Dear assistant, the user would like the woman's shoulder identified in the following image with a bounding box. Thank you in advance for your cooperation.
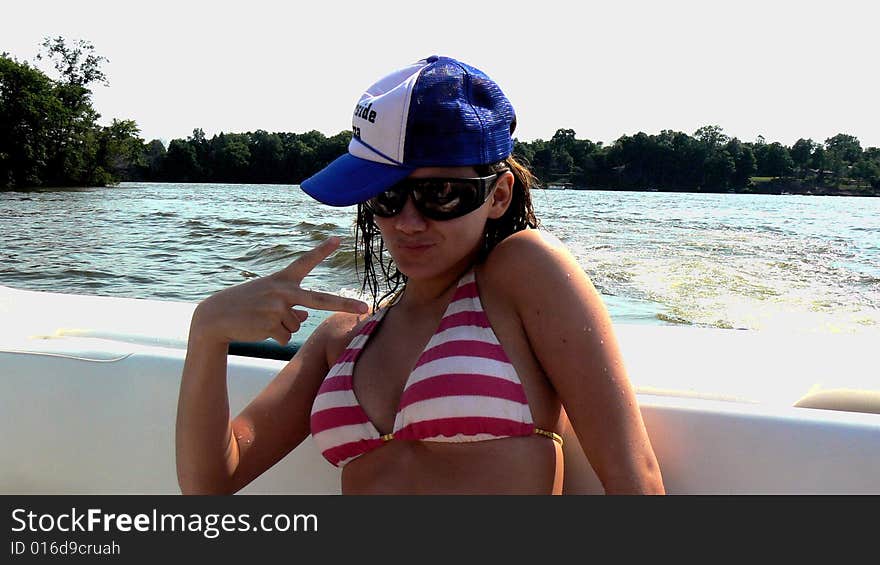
[478,228,605,319]
[489,228,569,262]
[310,310,375,367]
[482,229,579,290]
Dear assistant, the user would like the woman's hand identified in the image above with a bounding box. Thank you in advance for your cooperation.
[191,237,368,346]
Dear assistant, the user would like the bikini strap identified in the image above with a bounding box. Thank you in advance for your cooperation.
[534,427,564,445]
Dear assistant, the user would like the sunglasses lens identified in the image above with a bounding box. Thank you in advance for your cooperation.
[365,173,501,221]
[413,179,482,220]
[366,187,408,217]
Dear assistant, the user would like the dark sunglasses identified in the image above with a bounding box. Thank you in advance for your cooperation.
[363,171,507,221]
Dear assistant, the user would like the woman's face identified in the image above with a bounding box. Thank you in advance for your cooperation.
[373,166,511,280]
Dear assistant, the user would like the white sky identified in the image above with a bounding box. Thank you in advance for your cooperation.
[4,0,879,148]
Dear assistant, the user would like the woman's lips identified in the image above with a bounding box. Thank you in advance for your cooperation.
[397,241,435,252]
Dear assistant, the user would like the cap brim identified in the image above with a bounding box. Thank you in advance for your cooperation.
[300,153,414,207]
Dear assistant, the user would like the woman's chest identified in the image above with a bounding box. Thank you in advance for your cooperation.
[351,310,442,434]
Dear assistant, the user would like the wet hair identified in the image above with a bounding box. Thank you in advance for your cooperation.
[354,154,541,310]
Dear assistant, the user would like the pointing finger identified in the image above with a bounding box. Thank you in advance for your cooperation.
[279,237,341,281]
[298,289,369,314]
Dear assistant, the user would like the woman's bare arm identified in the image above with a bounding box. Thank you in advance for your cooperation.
[175,318,333,494]
[487,229,665,494]
[174,238,368,494]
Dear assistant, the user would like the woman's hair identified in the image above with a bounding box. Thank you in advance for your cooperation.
[354,154,541,310]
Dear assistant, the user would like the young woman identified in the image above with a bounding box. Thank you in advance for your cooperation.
[175,56,664,494]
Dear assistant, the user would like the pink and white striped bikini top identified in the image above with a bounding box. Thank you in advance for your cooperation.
[309,269,556,468]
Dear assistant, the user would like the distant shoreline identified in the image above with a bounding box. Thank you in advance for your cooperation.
[4,180,878,197]
[556,186,879,197]
[551,178,879,197]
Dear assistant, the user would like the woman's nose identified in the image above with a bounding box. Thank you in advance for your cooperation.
[393,195,428,232]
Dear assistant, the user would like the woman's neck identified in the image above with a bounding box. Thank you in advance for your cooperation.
[395,255,477,310]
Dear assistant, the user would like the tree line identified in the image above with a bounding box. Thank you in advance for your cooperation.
[0,38,146,188]
[516,127,879,195]
[3,39,879,195]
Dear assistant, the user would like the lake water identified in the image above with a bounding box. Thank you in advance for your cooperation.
[2,183,878,335]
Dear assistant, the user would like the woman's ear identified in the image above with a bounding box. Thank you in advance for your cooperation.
[487,171,514,219]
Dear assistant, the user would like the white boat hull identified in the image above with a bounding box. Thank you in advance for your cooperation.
[2,285,878,494]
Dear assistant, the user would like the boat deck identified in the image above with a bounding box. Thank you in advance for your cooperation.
[2,285,878,494]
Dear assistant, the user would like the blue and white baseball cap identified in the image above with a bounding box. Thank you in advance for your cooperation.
[300,55,516,206]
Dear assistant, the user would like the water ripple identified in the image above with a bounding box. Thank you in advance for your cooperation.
[1,183,878,334]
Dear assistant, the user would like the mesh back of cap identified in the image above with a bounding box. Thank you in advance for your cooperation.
[403,58,515,167]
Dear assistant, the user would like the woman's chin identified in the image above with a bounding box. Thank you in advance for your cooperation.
[391,257,449,280]
[392,261,434,279]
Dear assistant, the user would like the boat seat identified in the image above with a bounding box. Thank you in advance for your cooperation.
[794,389,880,415]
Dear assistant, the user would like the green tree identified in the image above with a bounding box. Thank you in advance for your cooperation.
[35,37,111,185]
[164,138,199,181]
[318,131,351,172]
[704,150,735,190]
[852,158,880,189]
[694,125,729,150]
[756,142,794,177]
[546,128,579,185]
[211,132,251,182]
[568,137,599,188]
[281,136,317,182]
[189,128,210,180]
[98,119,144,179]
[141,139,166,180]
[36,37,108,88]
[790,138,815,179]
[249,130,284,182]
[528,139,552,185]
[694,126,734,190]
[825,133,862,165]
[824,133,862,187]
[2,41,138,189]
[25,37,126,185]
[616,132,658,189]
[512,139,536,170]
[0,55,60,187]
[674,132,706,190]
[725,138,756,189]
